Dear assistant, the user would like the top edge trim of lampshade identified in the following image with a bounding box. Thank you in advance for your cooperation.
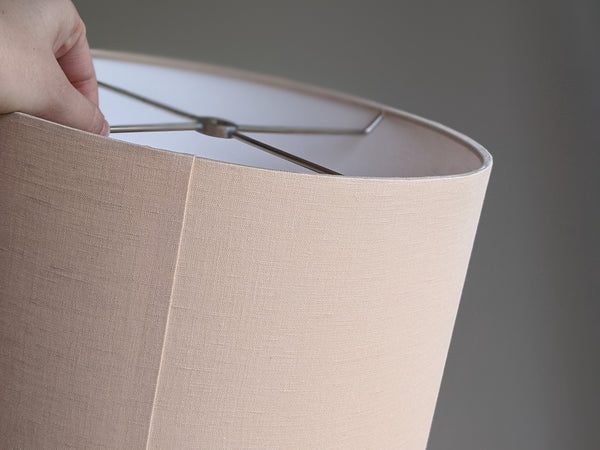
[91,50,493,180]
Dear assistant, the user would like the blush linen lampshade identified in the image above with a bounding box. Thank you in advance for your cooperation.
[0,51,492,449]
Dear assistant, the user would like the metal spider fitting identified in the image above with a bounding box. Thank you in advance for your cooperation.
[98,81,384,176]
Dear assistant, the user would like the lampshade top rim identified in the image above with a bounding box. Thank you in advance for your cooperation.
[91,50,492,181]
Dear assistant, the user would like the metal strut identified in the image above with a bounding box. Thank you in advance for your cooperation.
[98,81,384,175]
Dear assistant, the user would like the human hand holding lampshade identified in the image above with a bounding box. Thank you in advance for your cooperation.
[0,0,108,135]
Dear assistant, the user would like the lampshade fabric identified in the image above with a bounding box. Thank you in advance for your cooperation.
[0,51,492,449]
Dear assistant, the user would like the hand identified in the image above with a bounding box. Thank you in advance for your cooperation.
[0,0,108,135]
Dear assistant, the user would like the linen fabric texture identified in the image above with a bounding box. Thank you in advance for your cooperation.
[0,111,490,448]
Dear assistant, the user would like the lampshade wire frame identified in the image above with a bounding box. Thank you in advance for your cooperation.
[98,81,199,120]
[98,80,384,175]
[231,131,341,175]
[107,117,384,136]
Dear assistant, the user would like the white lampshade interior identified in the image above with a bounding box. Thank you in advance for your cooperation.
[95,58,487,178]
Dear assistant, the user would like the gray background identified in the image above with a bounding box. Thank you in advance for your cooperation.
[74,0,599,448]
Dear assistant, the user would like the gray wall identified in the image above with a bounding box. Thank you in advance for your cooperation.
[74,1,599,448]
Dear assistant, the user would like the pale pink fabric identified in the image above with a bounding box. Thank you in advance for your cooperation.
[0,55,490,449]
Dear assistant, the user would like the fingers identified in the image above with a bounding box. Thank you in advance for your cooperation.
[0,48,108,135]
[49,13,108,134]
[0,0,109,135]
[40,68,109,136]
[56,19,99,106]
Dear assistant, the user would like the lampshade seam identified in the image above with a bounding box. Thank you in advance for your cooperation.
[144,156,196,449]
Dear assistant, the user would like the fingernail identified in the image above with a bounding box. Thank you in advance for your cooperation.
[101,120,110,136]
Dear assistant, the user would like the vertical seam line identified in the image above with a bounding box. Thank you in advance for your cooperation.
[144,156,195,449]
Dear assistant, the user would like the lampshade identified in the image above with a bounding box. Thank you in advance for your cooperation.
[0,50,492,448]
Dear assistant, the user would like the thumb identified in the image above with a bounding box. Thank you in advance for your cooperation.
[42,78,109,136]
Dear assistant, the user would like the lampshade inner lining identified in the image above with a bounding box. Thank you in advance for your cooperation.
[96,59,485,178]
